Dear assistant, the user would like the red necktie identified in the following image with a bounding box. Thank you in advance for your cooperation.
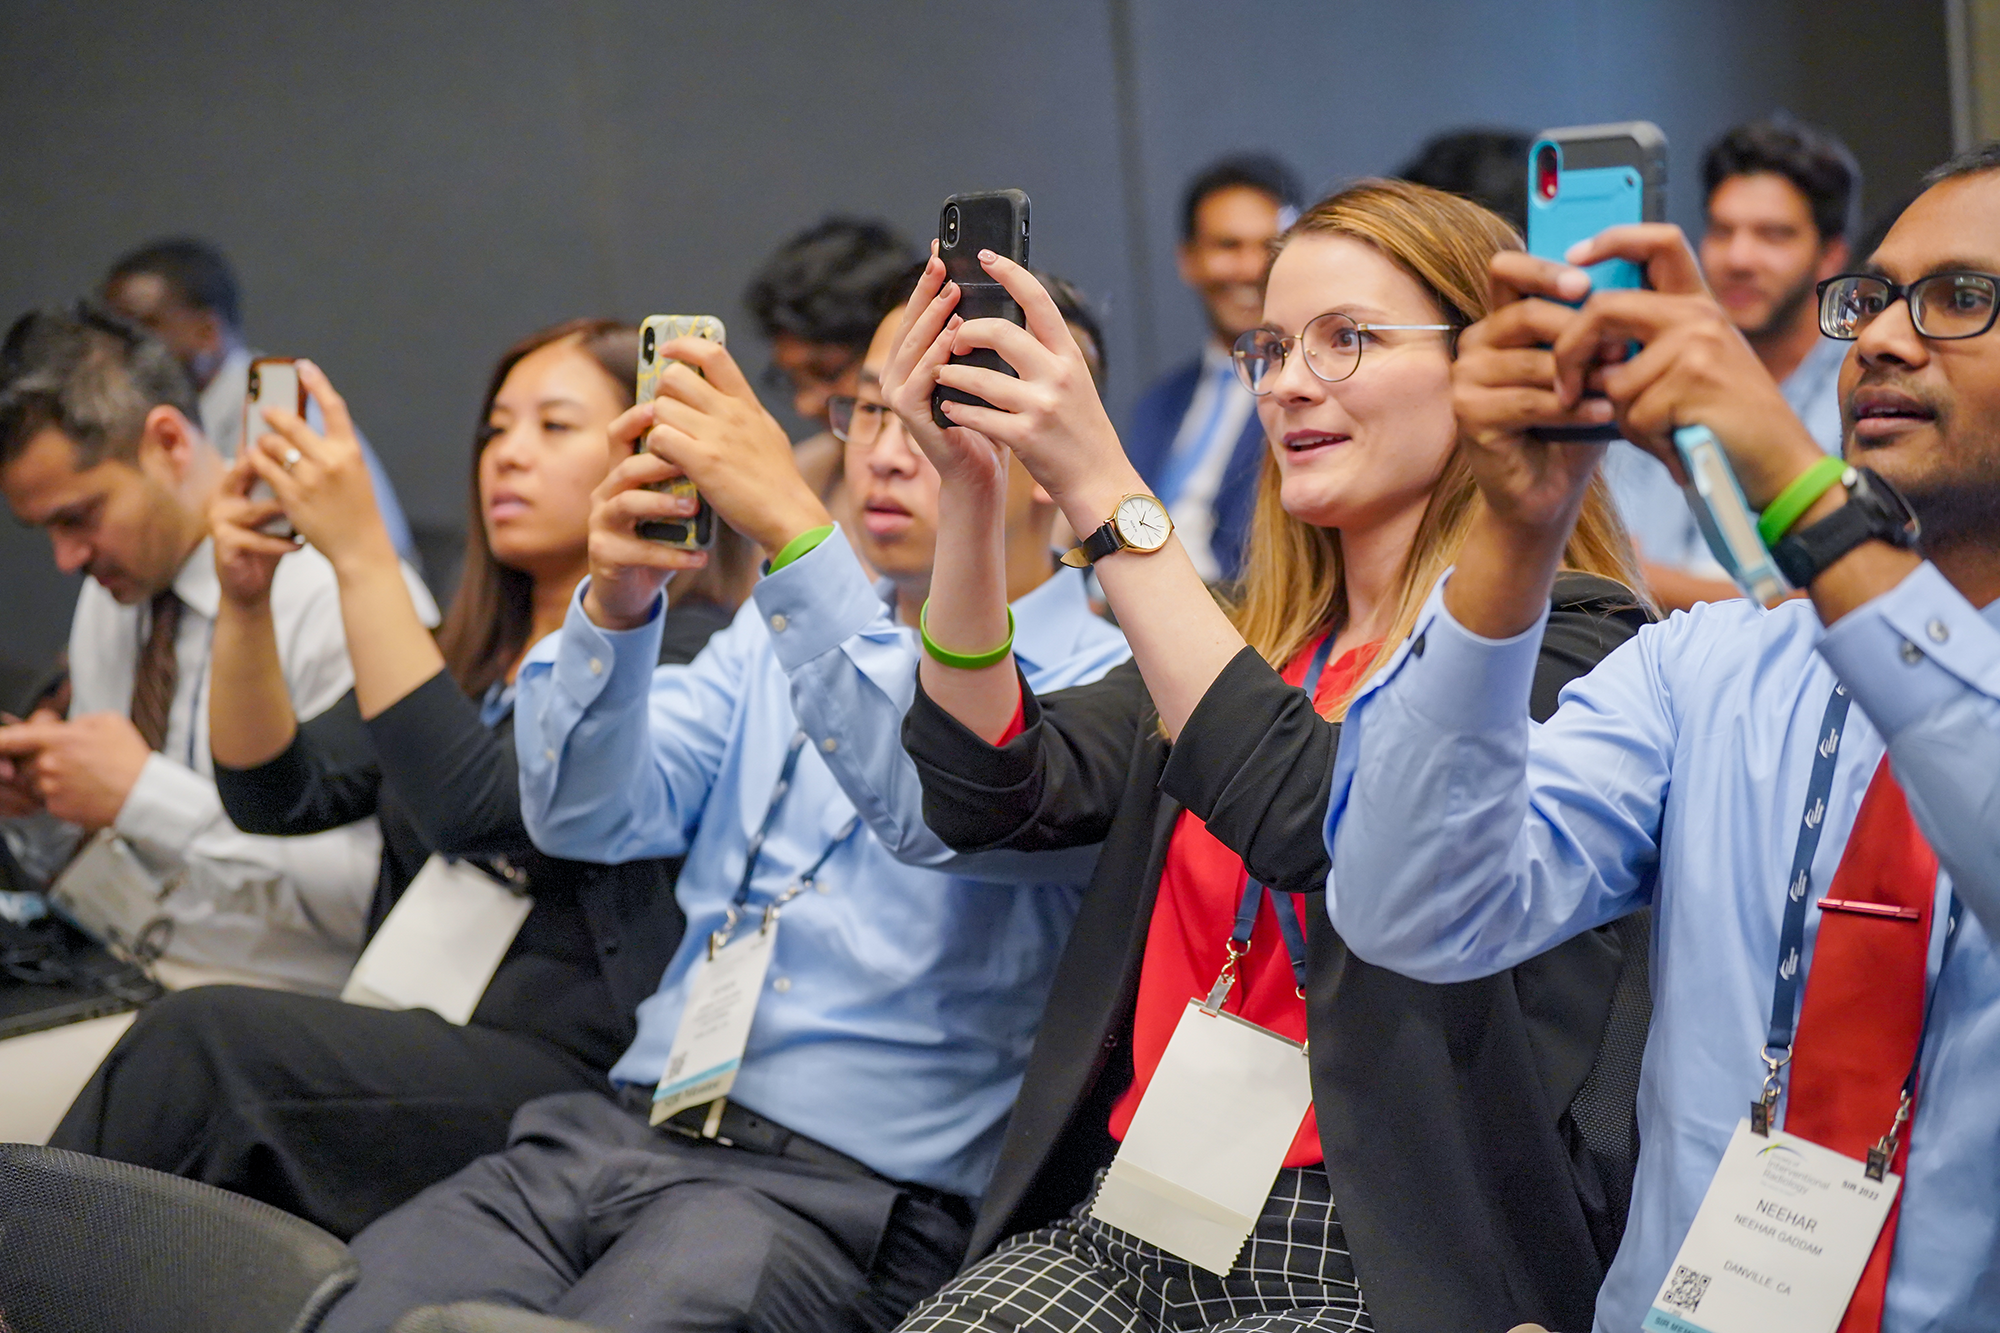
[1785,758,1939,1333]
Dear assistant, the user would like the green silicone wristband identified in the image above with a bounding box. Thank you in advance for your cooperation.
[1756,456,1849,548]
[765,523,835,574]
[919,601,1016,670]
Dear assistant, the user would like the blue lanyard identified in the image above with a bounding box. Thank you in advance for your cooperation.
[1756,684,1958,1165]
[1201,633,1336,1012]
[710,729,860,955]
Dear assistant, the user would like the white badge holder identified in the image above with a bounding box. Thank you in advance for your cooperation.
[1644,1119,1898,1333]
[651,915,780,1127]
[1090,997,1314,1274]
[341,855,532,1024]
[48,829,174,959]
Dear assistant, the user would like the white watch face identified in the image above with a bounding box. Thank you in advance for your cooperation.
[1114,494,1172,552]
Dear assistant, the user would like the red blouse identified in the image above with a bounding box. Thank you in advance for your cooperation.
[1106,637,1380,1168]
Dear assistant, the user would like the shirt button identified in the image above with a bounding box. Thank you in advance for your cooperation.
[770,614,788,632]
[589,657,604,675]
[1927,618,1949,644]
[771,976,792,993]
[1899,639,1923,665]
[821,736,839,753]
[544,748,557,762]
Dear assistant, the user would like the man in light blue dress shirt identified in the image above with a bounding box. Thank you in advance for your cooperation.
[1324,155,2000,1333]
[322,304,1129,1333]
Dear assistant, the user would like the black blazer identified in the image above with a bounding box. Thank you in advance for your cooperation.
[214,599,731,1073]
[904,573,1652,1333]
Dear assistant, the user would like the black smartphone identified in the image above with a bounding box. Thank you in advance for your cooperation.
[1524,121,1667,442]
[930,188,1031,429]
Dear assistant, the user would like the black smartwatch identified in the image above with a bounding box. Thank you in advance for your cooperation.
[1769,465,1920,588]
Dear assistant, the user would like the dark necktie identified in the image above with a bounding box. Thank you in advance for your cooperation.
[1785,758,1939,1333]
[129,591,183,752]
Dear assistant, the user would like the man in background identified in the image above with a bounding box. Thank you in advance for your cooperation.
[745,217,920,506]
[1607,117,1860,609]
[1125,154,1302,584]
[101,237,417,563]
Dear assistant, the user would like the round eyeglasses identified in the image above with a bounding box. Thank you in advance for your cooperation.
[1817,271,2000,341]
[1231,312,1455,395]
[827,395,892,444]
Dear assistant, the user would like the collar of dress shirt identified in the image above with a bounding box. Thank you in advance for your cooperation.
[868,560,1099,677]
[169,535,222,620]
[198,346,254,449]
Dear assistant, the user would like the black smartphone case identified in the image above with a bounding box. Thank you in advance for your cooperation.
[931,189,1031,429]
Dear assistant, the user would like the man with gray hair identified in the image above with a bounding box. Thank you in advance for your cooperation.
[0,305,421,992]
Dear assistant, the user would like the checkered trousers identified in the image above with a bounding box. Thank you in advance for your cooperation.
[896,1167,1371,1333]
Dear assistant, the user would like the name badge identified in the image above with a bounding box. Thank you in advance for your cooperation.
[341,855,531,1024]
[50,830,173,957]
[651,920,778,1126]
[1089,998,1313,1274]
[1644,1119,1899,1333]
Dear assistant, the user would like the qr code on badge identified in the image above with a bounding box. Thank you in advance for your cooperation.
[1662,1265,1711,1313]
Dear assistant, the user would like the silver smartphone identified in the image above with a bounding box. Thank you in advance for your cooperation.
[244,357,304,539]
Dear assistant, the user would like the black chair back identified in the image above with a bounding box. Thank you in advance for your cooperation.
[0,1143,357,1333]
[1565,906,1654,1260]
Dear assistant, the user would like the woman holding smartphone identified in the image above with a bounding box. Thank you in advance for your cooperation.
[51,319,754,1239]
[882,181,1652,1332]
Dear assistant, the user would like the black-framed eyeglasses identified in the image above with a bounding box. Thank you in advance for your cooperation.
[827,395,892,444]
[1231,311,1456,395]
[1817,271,2000,341]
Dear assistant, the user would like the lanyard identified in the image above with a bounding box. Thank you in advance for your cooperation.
[1755,684,1958,1172]
[709,729,861,956]
[1200,632,1336,1013]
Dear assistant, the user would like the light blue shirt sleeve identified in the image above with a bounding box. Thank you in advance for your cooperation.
[760,528,1104,885]
[515,582,746,863]
[1323,573,1671,982]
[1817,561,2000,933]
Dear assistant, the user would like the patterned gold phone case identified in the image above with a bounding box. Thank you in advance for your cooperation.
[635,315,726,549]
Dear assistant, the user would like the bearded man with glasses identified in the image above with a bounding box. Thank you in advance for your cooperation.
[1326,142,2000,1333]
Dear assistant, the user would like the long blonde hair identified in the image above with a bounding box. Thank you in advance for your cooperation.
[1226,178,1648,716]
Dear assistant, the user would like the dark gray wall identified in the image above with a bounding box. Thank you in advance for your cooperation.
[0,0,1950,683]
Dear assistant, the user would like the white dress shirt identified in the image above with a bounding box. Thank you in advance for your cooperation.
[1161,342,1258,583]
[52,539,434,993]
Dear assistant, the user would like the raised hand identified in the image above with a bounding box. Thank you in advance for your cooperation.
[581,408,714,632]
[880,250,1010,495]
[927,251,1139,527]
[209,451,301,609]
[248,360,397,573]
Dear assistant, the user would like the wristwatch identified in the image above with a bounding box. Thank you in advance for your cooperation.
[1060,493,1174,568]
[1769,465,1920,588]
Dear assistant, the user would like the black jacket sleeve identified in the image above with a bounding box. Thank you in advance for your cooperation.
[904,659,1154,855]
[363,669,530,858]
[213,690,384,836]
[1161,571,1652,894]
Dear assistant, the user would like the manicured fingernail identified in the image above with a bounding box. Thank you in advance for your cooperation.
[1585,398,1614,421]
[979,249,997,262]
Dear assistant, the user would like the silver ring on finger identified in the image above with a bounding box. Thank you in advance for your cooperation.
[282,447,303,471]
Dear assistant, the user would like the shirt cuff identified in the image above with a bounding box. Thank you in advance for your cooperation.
[114,753,221,858]
[541,579,666,713]
[754,525,894,673]
[1817,560,2000,742]
[1366,572,1550,736]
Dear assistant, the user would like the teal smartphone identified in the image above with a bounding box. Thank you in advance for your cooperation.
[1526,122,1668,441]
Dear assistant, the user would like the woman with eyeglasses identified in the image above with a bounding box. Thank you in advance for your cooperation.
[51,319,756,1239]
[880,180,1655,1332]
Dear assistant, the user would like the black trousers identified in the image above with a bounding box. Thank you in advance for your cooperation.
[321,1090,971,1333]
[48,985,604,1239]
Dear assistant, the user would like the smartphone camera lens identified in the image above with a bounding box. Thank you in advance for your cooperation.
[641,325,656,363]
[943,204,961,248]
[1534,144,1560,202]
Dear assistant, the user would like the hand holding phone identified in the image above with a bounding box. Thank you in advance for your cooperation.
[635,316,724,549]
[930,189,1031,429]
[1525,122,1667,442]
